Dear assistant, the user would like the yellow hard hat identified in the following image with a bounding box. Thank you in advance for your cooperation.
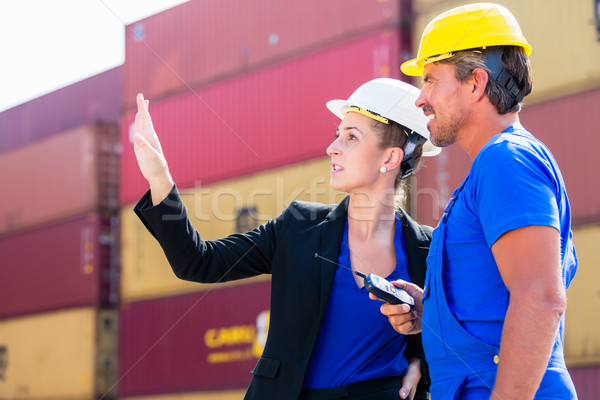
[401,3,532,76]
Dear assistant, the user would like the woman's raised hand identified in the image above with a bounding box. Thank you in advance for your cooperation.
[133,93,174,204]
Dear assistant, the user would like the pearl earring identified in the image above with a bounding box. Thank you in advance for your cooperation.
[380,166,387,173]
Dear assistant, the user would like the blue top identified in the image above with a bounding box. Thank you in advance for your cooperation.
[442,124,577,346]
[303,215,411,388]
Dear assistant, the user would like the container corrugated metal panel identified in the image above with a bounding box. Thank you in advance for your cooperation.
[123,0,400,109]
[119,281,271,396]
[564,224,600,365]
[411,0,600,103]
[121,157,344,303]
[0,307,118,400]
[519,88,600,225]
[411,145,471,227]
[121,390,245,400]
[0,212,119,318]
[569,365,600,400]
[0,66,121,154]
[120,29,402,205]
[0,121,119,237]
[413,88,600,227]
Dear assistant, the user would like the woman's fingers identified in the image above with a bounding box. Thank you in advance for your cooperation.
[135,94,162,151]
[399,357,422,399]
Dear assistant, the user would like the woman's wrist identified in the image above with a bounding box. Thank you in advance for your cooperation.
[149,174,174,205]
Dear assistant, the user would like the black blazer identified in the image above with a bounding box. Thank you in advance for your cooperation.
[135,186,432,400]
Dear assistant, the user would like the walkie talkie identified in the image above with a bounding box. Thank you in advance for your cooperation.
[354,270,414,307]
[314,253,414,308]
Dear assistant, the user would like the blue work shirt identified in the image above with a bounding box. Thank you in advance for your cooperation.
[444,125,577,346]
[422,124,578,398]
[304,216,410,388]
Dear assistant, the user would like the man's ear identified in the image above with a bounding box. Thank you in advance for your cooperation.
[470,67,489,101]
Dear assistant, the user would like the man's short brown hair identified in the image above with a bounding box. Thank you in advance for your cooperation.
[438,46,533,114]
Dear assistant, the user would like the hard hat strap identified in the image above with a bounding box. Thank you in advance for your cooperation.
[482,47,526,103]
[400,132,427,179]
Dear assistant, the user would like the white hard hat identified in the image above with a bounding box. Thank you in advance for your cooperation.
[327,78,441,158]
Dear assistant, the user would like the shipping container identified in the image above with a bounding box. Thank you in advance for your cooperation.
[519,88,600,225]
[0,307,117,400]
[123,0,402,109]
[412,87,600,227]
[0,66,121,154]
[122,390,245,400]
[564,224,600,365]
[410,145,471,227]
[0,211,119,319]
[121,157,345,303]
[120,29,403,205]
[569,364,600,400]
[119,281,271,396]
[410,0,600,103]
[0,121,119,237]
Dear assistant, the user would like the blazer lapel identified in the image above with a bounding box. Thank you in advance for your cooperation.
[397,207,431,289]
[317,196,349,319]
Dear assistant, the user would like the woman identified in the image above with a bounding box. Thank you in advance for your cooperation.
[133,78,440,400]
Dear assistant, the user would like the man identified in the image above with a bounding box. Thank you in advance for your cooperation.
[378,3,578,399]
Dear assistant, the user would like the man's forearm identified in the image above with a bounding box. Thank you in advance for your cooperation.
[490,293,565,399]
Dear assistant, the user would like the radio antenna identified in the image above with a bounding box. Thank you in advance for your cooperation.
[314,253,366,278]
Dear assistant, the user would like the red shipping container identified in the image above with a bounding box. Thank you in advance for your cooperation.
[123,0,401,109]
[120,29,403,205]
[0,66,121,154]
[519,88,600,225]
[119,281,271,395]
[413,88,600,227]
[0,121,119,237]
[569,365,600,400]
[411,145,471,227]
[0,212,119,319]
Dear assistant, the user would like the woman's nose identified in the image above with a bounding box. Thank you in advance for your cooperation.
[326,138,341,157]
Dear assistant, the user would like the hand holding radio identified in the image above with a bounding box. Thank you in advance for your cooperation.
[370,279,424,335]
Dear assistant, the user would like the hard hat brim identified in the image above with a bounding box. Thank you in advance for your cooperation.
[400,58,424,77]
[326,99,441,157]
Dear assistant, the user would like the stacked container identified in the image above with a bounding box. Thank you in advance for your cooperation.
[410,0,600,398]
[5,0,595,398]
[0,68,121,400]
[118,0,413,398]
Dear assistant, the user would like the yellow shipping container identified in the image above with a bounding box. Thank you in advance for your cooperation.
[120,157,346,303]
[122,390,245,400]
[411,0,600,104]
[565,224,600,365]
[0,307,117,400]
